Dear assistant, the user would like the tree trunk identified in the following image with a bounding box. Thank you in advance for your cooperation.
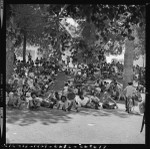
[23,30,26,65]
[6,48,14,83]
[123,39,134,89]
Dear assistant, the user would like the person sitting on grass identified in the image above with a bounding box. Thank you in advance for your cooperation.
[67,80,73,88]
[102,89,118,109]
[63,83,69,96]
[54,91,60,101]
[29,92,41,110]
[40,93,57,109]
[57,95,78,112]
[111,83,120,100]
[7,90,22,109]
[75,92,91,108]
[87,92,101,109]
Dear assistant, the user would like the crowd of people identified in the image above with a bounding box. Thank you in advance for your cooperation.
[6,53,145,113]
[63,57,145,87]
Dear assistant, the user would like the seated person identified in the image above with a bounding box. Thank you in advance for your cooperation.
[54,91,60,101]
[67,88,76,101]
[102,89,118,109]
[57,95,78,112]
[29,92,41,110]
[87,92,101,109]
[46,91,58,108]
[6,83,13,94]
[94,79,100,87]
[111,85,120,100]
[75,93,91,108]
[68,80,73,87]
[40,96,56,109]
[57,95,69,110]
[7,90,22,109]
[22,84,29,97]
[12,79,19,91]
[72,86,78,95]
[63,83,69,96]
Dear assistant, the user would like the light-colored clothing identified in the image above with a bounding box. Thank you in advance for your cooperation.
[102,92,111,104]
[88,95,100,103]
[124,85,137,97]
[28,78,35,88]
[63,86,68,96]
[36,97,43,103]
[75,95,90,107]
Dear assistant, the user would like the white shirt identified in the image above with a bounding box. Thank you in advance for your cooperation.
[75,95,90,106]
[124,85,137,97]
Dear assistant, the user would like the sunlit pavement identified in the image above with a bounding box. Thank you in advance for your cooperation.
[6,102,145,144]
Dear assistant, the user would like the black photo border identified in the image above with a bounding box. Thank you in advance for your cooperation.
[1,0,150,149]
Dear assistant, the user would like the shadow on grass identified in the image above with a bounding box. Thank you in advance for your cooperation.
[6,107,72,126]
[74,107,130,118]
[6,104,142,126]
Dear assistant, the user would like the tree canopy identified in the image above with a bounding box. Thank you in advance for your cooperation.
[6,4,145,62]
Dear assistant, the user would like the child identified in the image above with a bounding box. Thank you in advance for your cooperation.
[57,95,75,112]
[7,90,21,109]
[29,92,41,110]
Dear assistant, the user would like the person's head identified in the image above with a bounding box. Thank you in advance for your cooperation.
[13,90,18,96]
[61,95,67,102]
[65,83,68,86]
[128,82,133,86]
[31,92,37,99]
[97,79,99,83]
[22,84,26,89]
[79,91,84,99]
[14,79,18,84]
[55,91,59,96]
[107,89,111,94]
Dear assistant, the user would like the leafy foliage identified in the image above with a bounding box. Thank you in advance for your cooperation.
[6,4,145,62]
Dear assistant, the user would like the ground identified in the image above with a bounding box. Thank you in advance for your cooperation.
[6,72,145,144]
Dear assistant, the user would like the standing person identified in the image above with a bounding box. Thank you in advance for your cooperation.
[123,82,137,112]
[139,99,145,132]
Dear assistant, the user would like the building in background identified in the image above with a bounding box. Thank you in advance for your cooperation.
[16,46,42,61]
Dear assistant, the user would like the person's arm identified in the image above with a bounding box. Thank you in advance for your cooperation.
[13,98,19,107]
[108,95,117,105]
[123,87,127,96]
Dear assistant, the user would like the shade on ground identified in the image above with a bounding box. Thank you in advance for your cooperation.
[6,103,145,144]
